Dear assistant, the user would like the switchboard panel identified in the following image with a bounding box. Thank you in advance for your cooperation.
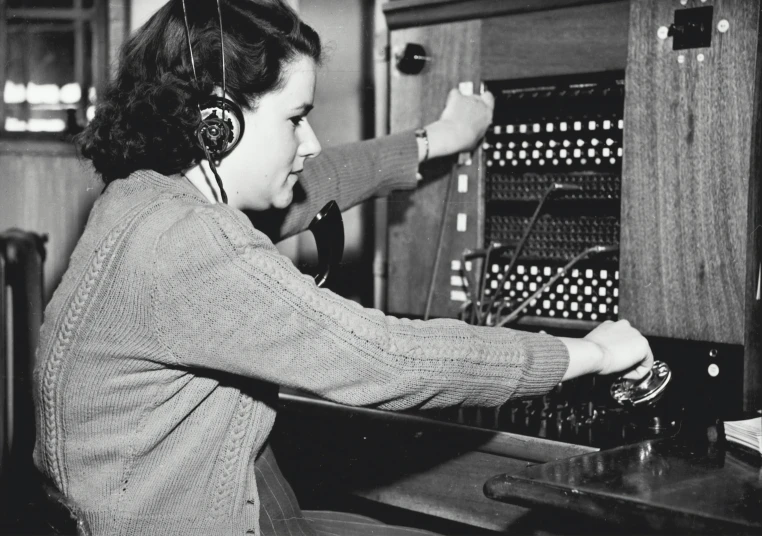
[472,73,624,326]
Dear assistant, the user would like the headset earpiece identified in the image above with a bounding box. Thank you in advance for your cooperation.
[196,96,245,162]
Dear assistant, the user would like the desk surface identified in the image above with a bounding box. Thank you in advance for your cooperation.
[279,393,762,533]
[484,433,762,534]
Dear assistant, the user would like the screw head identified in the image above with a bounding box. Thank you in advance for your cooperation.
[697,53,705,62]
[718,19,730,33]
[657,26,669,40]
[677,54,685,64]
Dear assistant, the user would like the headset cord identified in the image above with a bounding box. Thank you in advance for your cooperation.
[198,131,228,204]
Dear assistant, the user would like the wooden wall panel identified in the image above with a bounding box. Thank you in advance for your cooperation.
[387,20,482,317]
[742,7,762,411]
[619,0,760,344]
[0,143,101,302]
[482,1,630,81]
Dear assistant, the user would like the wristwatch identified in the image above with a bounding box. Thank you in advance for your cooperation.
[415,127,429,162]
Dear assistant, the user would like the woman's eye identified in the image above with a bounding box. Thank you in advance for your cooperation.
[290,116,303,126]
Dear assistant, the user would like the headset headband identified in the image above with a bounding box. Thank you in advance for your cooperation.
[180,0,235,204]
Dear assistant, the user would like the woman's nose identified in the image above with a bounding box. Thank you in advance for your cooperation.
[299,120,322,158]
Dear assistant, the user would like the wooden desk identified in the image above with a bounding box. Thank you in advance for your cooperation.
[484,434,762,534]
[278,393,761,534]
[274,392,598,533]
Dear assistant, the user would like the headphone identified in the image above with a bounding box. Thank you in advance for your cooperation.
[181,0,244,204]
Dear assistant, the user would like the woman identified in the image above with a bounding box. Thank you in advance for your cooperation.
[33,1,653,535]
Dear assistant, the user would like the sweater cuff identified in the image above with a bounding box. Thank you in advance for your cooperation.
[374,130,420,197]
[511,332,570,399]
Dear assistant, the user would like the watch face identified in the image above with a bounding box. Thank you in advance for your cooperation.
[610,361,672,407]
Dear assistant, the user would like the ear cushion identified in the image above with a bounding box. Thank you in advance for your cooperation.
[196,96,245,160]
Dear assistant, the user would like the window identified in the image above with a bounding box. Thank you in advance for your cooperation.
[0,0,108,134]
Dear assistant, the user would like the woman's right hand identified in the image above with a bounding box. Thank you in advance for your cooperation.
[584,320,654,380]
[558,319,653,382]
[424,88,495,160]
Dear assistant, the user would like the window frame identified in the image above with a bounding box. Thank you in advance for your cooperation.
[0,0,109,137]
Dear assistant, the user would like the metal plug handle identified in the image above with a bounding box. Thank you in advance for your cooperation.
[611,361,672,407]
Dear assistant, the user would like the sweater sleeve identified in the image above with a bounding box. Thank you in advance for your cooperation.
[253,130,419,242]
[151,204,570,411]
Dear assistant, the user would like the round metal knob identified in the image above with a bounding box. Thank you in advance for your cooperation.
[395,43,431,75]
[610,360,672,407]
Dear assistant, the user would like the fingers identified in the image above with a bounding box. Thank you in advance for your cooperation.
[621,360,652,381]
[433,87,495,155]
[480,90,495,109]
[585,318,654,379]
[620,337,654,381]
[449,87,494,110]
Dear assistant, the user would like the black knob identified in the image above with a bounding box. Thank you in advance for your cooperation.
[396,43,430,75]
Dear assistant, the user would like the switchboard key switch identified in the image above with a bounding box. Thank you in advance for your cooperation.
[509,405,521,427]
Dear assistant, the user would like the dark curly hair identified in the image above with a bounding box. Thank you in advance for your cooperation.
[77,0,322,183]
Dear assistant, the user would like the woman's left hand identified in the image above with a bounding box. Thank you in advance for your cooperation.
[423,88,495,161]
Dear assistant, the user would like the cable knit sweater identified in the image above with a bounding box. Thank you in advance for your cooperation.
[32,130,570,536]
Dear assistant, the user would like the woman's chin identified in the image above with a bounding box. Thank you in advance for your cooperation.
[272,190,294,209]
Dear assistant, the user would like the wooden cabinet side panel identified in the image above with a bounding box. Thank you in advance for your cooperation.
[743,7,762,411]
[619,0,760,344]
[387,21,482,317]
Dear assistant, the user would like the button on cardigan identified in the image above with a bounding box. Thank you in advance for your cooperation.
[32,131,570,535]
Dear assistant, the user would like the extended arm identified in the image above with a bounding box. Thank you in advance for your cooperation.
[152,205,570,410]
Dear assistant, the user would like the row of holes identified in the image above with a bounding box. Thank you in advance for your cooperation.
[449,262,619,321]
[491,119,623,135]
[489,147,623,161]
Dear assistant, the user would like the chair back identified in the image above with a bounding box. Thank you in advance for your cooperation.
[0,230,65,532]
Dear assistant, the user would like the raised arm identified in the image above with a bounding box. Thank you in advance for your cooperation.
[265,130,420,241]
[252,88,496,242]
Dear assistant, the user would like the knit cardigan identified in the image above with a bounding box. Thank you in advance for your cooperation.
[32,130,570,536]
